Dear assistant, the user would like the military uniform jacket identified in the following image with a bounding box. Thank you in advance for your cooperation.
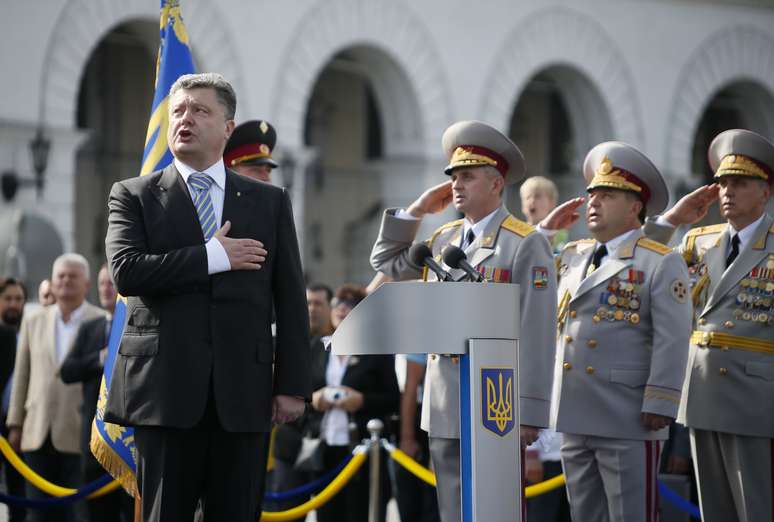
[370,206,557,438]
[551,230,692,440]
[668,214,774,438]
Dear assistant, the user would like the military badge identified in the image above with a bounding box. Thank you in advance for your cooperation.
[532,266,549,289]
[481,368,514,437]
[671,280,688,303]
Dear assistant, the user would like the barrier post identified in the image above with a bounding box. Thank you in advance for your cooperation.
[367,419,383,522]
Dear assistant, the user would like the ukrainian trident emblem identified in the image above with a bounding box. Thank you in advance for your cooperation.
[481,368,515,436]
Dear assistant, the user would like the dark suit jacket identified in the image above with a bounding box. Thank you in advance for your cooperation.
[0,324,16,414]
[103,164,310,432]
[273,336,328,463]
[305,349,399,444]
[60,315,109,456]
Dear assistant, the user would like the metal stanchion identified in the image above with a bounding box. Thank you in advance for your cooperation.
[366,419,383,522]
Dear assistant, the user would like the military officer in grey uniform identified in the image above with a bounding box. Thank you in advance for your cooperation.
[642,129,774,522]
[370,120,557,522]
[551,142,693,522]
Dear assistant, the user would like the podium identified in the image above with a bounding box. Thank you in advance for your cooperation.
[332,281,521,522]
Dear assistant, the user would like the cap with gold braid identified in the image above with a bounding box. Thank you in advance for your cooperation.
[709,129,774,183]
[223,120,279,169]
[583,141,669,217]
[441,120,526,185]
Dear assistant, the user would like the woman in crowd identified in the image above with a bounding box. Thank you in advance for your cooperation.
[307,283,400,522]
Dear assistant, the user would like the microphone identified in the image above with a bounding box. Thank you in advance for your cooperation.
[408,243,453,281]
[442,245,485,282]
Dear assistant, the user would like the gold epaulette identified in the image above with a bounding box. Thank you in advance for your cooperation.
[427,219,463,248]
[685,223,726,238]
[500,216,534,237]
[637,237,672,255]
[684,223,725,264]
[769,223,774,234]
[562,239,594,252]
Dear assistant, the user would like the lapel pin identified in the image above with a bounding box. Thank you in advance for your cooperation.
[236,191,241,197]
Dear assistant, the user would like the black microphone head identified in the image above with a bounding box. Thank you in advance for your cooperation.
[408,243,433,268]
[442,245,467,269]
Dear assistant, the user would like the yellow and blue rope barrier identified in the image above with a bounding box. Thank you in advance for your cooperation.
[382,439,701,519]
[260,445,369,521]
[0,433,701,520]
[0,436,120,499]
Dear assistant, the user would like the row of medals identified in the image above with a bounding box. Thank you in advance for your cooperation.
[735,266,774,325]
[594,278,641,325]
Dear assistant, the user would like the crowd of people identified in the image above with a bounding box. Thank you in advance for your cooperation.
[1,260,133,522]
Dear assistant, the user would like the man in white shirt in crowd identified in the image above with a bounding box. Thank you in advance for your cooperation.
[6,254,105,522]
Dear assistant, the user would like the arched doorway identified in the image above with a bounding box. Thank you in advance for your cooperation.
[302,45,424,287]
[690,81,774,223]
[74,20,156,286]
[507,66,614,236]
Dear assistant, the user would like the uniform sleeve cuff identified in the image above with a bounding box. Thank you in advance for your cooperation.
[394,208,420,221]
[642,385,680,417]
[205,237,231,275]
[519,397,550,428]
[652,215,677,228]
[535,224,557,238]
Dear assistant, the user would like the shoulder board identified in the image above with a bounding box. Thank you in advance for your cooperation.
[427,219,463,247]
[564,239,594,248]
[769,223,774,234]
[562,238,594,252]
[433,219,463,235]
[500,216,534,237]
[637,237,672,255]
[685,223,726,238]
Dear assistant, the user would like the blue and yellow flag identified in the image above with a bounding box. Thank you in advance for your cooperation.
[90,0,195,495]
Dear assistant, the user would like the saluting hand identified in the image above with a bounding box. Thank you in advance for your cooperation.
[540,197,585,231]
[406,181,453,218]
[662,184,720,226]
[214,221,268,271]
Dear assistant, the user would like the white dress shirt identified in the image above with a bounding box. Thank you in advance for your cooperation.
[593,228,641,267]
[726,212,766,258]
[321,354,351,446]
[54,302,87,365]
[174,158,231,275]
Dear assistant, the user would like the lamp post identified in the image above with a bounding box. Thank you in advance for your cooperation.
[29,128,51,198]
[1,128,51,202]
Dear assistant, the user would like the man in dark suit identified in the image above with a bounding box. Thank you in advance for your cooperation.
[0,277,26,522]
[61,264,133,521]
[269,283,335,519]
[103,72,310,522]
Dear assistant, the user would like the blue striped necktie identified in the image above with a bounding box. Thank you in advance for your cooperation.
[189,172,217,240]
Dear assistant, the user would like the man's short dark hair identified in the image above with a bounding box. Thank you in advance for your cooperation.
[622,191,647,224]
[307,283,333,303]
[0,277,27,300]
[169,73,237,120]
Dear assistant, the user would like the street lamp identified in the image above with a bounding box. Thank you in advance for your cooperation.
[29,128,51,198]
[1,128,51,202]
